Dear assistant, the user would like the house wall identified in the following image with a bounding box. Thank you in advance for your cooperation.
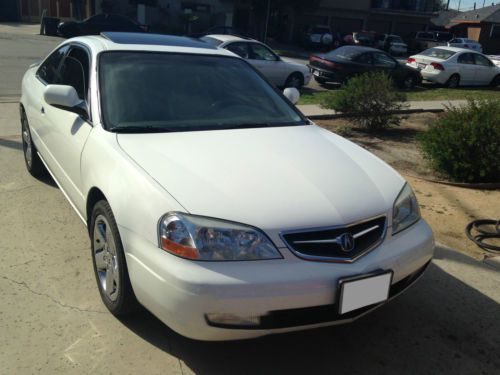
[18,0,93,21]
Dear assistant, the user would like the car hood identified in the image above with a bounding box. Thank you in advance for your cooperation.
[117,125,404,237]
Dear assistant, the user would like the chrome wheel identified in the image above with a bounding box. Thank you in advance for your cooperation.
[93,215,120,302]
[21,117,32,168]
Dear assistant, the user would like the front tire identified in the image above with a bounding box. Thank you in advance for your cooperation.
[446,74,460,88]
[490,74,500,87]
[21,110,46,178]
[90,200,139,316]
[285,72,304,89]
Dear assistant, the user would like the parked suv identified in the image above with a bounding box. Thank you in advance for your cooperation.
[303,25,334,49]
[378,34,408,56]
[409,31,453,53]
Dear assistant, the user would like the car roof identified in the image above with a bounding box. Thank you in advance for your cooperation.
[65,32,235,57]
[204,34,248,43]
[426,46,471,53]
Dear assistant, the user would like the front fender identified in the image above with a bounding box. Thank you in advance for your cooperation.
[80,126,186,246]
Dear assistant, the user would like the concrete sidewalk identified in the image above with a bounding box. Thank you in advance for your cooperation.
[297,99,468,119]
[0,22,42,35]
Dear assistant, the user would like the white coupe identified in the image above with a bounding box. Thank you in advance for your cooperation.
[407,46,500,87]
[21,32,434,341]
[201,34,312,88]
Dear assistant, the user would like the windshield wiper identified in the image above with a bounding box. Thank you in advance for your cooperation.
[110,125,176,133]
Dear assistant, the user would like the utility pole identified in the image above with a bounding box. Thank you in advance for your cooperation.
[458,0,462,10]
[264,0,271,43]
[446,0,451,10]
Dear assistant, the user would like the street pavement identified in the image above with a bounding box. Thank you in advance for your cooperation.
[1,25,499,374]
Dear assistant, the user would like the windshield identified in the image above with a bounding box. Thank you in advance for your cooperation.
[325,46,362,61]
[99,52,305,132]
[200,36,223,47]
[420,48,456,60]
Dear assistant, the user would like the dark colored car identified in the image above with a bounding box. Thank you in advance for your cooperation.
[58,14,147,38]
[308,46,421,89]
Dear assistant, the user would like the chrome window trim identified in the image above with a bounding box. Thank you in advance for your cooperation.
[279,215,387,263]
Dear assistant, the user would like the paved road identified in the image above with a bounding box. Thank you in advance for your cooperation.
[1,29,499,374]
[0,28,62,100]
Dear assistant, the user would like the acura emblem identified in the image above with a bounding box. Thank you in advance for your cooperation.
[338,233,355,252]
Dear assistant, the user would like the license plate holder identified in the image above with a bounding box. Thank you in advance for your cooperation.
[418,63,426,70]
[338,271,393,315]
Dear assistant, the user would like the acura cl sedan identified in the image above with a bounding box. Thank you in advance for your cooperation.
[21,32,434,341]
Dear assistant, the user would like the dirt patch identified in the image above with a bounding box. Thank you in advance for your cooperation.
[316,114,500,260]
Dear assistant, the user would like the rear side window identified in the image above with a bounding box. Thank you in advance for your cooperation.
[326,46,362,61]
[225,42,250,58]
[36,45,69,84]
[372,52,396,68]
[457,53,475,65]
[420,48,456,60]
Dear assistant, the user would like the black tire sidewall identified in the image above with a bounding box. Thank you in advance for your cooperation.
[21,111,45,177]
[447,74,460,88]
[90,200,137,316]
[286,73,304,88]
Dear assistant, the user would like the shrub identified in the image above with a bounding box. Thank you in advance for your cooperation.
[418,99,500,183]
[320,71,407,131]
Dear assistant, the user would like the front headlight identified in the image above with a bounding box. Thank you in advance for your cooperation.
[158,212,282,261]
[392,183,421,235]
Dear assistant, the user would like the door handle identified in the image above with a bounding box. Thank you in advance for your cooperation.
[41,107,45,114]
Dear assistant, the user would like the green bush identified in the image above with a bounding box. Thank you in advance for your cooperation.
[320,71,407,131]
[418,99,500,183]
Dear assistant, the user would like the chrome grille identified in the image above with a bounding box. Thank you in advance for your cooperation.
[281,216,387,262]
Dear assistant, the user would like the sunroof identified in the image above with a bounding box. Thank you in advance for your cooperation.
[100,32,216,49]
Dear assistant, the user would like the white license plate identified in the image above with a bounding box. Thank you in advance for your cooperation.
[338,272,392,315]
[313,70,321,77]
[418,63,426,69]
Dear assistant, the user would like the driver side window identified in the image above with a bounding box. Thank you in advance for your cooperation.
[58,46,90,101]
[249,44,278,61]
[36,45,70,84]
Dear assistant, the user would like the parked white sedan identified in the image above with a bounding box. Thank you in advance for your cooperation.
[407,46,500,87]
[201,34,312,88]
[447,38,483,53]
[21,32,434,341]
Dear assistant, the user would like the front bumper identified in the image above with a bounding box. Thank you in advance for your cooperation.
[121,219,434,341]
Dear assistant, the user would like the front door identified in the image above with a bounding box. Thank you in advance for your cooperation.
[39,45,93,214]
[456,53,477,85]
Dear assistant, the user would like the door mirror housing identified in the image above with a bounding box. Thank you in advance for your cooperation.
[283,87,300,105]
[43,84,88,119]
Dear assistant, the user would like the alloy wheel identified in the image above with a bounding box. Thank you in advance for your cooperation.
[93,215,120,302]
[21,117,32,168]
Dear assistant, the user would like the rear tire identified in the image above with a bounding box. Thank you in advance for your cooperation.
[90,200,140,316]
[401,75,417,90]
[285,72,304,89]
[445,74,460,88]
[21,110,46,178]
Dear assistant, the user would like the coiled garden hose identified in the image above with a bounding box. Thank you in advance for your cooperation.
[465,219,500,253]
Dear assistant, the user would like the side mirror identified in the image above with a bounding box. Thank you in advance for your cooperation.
[283,87,300,105]
[43,84,88,119]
